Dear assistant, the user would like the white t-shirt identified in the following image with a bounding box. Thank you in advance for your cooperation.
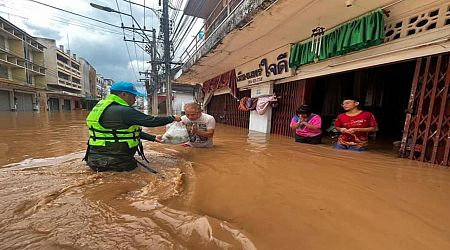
[181,113,215,148]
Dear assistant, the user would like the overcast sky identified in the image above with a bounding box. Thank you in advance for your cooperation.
[0,0,193,91]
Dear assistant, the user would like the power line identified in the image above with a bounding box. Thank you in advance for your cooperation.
[115,0,139,81]
[127,0,142,74]
[23,0,122,29]
[173,16,196,53]
[172,15,191,43]
[170,12,185,40]
[0,2,144,38]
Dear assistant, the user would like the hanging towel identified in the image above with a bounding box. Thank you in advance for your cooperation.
[256,95,277,115]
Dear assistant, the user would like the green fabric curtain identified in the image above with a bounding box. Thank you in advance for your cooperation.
[289,10,385,68]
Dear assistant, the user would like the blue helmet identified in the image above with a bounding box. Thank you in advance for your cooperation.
[110,81,146,97]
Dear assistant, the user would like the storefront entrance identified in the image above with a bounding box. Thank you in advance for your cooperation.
[15,92,34,111]
[48,98,60,111]
[305,53,449,166]
[0,90,10,111]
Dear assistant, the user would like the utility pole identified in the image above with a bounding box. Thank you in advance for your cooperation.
[162,0,172,115]
[151,28,159,116]
[91,3,163,113]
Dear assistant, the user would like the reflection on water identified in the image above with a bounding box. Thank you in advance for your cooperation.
[1,111,450,249]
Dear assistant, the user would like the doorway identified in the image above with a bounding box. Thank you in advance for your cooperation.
[310,60,416,149]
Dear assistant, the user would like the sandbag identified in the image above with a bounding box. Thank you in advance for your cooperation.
[162,122,189,144]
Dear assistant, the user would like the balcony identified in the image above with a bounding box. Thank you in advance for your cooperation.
[26,61,46,76]
[0,22,24,41]
[71,68,81,77]
[53,78,81,90]
[180,0,246,64]
[184,0,242,38]
[25,38,45,52]
[57,61,73,75]
[57,78,70,86]
[179,0,284,81]
[0,48,26,69]
[176,0,450,84]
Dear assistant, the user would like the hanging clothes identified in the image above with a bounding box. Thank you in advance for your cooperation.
[256,95,277,115]
[239,97,250,111]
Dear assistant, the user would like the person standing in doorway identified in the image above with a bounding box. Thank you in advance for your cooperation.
[181,102,215,148]
[290,105,322,144]
[334,97,378,151]
[84,81,181,172]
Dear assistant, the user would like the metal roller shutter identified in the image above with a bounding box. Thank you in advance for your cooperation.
[15,92,34,111]
[0,90,10,111]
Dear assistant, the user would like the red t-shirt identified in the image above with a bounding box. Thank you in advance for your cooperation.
[335,111,378,147]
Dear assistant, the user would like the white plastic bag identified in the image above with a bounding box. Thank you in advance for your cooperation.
[161,122,189,144]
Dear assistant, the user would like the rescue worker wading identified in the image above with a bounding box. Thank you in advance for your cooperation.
[84,81,181,172]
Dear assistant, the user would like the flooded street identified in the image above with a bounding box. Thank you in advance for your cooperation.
[1,111,450,249]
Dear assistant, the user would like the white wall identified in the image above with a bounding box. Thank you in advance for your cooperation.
[248,82,273,133]
[173,92,195,115]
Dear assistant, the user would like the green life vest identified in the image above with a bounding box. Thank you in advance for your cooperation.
[86,94,141,148]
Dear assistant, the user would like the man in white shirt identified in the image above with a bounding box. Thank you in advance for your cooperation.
[181,102,215,148]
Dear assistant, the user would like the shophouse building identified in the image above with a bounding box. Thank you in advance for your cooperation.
[36,38,83,111]
[0,17,47,111]
[177,0,450,166]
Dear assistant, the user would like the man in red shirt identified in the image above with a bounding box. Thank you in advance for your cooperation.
[334,97,378,151]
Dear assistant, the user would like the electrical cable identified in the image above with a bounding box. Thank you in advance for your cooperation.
[23,0,122,29]
[115,0,139,81]
[127,0,142,74]
[173,15,196,53]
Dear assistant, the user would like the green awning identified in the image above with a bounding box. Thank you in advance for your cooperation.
[289,9,385,68]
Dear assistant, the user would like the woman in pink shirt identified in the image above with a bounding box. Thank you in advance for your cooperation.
[290,105,322,144]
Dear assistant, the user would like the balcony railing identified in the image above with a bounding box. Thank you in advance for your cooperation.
[24,38,45,52]
[55,78,82,90]
[26,61,46,75]
[0,23,23,40]
[178,0,244,64]
[57,61,74,75]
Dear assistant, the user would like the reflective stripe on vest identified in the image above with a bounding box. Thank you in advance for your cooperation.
[86,94,141,148]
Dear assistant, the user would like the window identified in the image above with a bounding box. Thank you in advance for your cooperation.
[0,65,8,79]
[26,71,32,84]
[57,54,68,64]
[72,63,80,70]
[0,36,5,50]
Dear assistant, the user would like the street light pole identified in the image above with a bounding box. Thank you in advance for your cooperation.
[91,2,158,111]
[162,0,172,115]
[90,3,152,44]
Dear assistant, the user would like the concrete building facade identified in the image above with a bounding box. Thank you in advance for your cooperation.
[79,57,97,98]
[0,16,46,111]
[96,75,115,100]
[36,38,83,111]
[79,57,98,109]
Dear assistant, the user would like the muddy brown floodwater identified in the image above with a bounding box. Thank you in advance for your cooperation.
[1,111,450,250]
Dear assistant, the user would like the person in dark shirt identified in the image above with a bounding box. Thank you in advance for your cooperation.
[84,81,181,172]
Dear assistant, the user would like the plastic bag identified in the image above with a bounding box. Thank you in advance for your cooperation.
[161,122,189,144]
